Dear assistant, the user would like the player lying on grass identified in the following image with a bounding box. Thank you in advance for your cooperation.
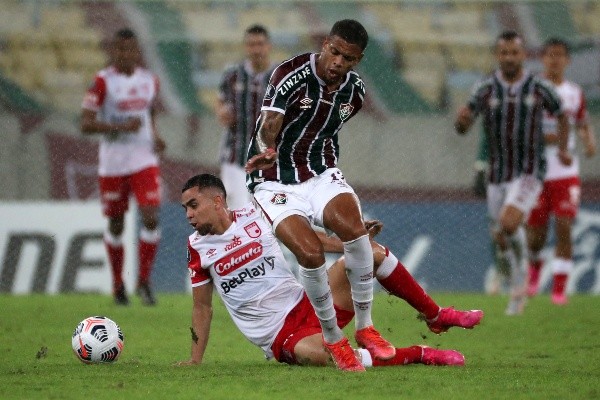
[176,174,483,371]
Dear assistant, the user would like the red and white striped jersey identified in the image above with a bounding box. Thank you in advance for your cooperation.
[542,80,588,180]
[82,66,160,177]
[186,204,303,359]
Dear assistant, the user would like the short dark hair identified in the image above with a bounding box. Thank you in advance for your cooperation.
[329,19,369,51]
[543,37,570,56]
[496,30,523,46]
[245,24,270,40]
[115,28,136,40]
[181,174,227,200]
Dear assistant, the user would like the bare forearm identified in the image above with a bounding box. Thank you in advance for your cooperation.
[316,231,344,253]
[190,305,212,364]
[255,112,282,153]
[557,114,569,152]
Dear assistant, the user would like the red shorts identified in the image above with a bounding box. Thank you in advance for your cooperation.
[271,294,355,365]
[99,166,161,217]
[527,176,580,227]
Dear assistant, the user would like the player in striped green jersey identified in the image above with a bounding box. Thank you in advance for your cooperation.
[454,31,571,315]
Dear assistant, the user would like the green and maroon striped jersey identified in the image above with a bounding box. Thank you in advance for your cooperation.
[468,70,563,184]
[219,61,273,167]
[247,53,365,191]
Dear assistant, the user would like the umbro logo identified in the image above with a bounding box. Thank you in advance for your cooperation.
[300,97,313,109]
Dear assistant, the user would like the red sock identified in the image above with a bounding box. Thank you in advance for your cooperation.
[552,274,568,296]
[529,259,543,271]
[373,346,422,366]
[105,242,124,289]
[377,254,439,320]
[138,240,158,285]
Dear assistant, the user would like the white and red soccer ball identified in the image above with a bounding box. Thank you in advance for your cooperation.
[72,316,124,364]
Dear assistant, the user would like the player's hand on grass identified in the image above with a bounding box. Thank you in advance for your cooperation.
[365,219,383,239]
[245,148,277,173]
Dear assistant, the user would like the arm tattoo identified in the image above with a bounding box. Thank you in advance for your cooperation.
[190,327,199,344]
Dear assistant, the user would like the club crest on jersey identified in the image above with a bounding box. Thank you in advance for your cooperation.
[339,103,354,121]
[300,97,313,109]
[524,95,536,107]
[270,193,287,205]
[488,98,500,108]
[244,222,262,238]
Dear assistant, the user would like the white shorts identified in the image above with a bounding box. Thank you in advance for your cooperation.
[486,175,543,225]
[221,162,253,210]
[252,168,357,231]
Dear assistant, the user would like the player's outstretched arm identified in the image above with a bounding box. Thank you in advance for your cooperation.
[245,110,283,173]
[175,283,214,366]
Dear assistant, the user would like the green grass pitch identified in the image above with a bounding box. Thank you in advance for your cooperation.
[1,293,599,400]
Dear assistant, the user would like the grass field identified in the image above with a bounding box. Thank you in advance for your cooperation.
[1,292,599,400]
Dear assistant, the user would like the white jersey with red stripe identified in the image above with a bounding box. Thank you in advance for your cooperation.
[186,204,304,359]
[542,80,588,181]
[82,66,160,177]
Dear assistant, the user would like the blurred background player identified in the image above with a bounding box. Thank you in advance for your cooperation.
[454,30,570,315]
[245,20,394,369]
[215,24,274,209]
[526,38,597,305]
[473,129,512,295]
[177,174,482,370]
[81,28,166,306]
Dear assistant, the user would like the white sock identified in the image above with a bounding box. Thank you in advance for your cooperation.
[505,228,527,293]
[343,235,374,330]
[140,227,161,243]
[298,264,343,344]
[552,258,573,275]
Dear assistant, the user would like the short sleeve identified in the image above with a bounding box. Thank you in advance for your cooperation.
[187,241,211,287]
[82,75,107,112]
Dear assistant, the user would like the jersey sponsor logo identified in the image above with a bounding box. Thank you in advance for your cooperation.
[300,97,313,109]
[244,222,262,238]
[264,84,276,100]
[339,103,354,121]
[278,66,311,96]
[354,77,365,91]
[214,241,263,276]
[117,98,149,111]
[270,193,287,205]
[220,262,267,294]
[224,235,242,252]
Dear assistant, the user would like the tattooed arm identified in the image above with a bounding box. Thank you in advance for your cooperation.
[175,283,214,366]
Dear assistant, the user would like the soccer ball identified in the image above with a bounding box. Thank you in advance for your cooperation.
[72,316,124,364]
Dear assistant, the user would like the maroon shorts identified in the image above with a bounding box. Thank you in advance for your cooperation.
[99,166,161,217]
[271,294,355,365]
[527,176,580,227]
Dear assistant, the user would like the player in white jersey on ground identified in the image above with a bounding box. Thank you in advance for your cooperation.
[526,38,597,305]
[81,28,166,306]
[176,174,483,370]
